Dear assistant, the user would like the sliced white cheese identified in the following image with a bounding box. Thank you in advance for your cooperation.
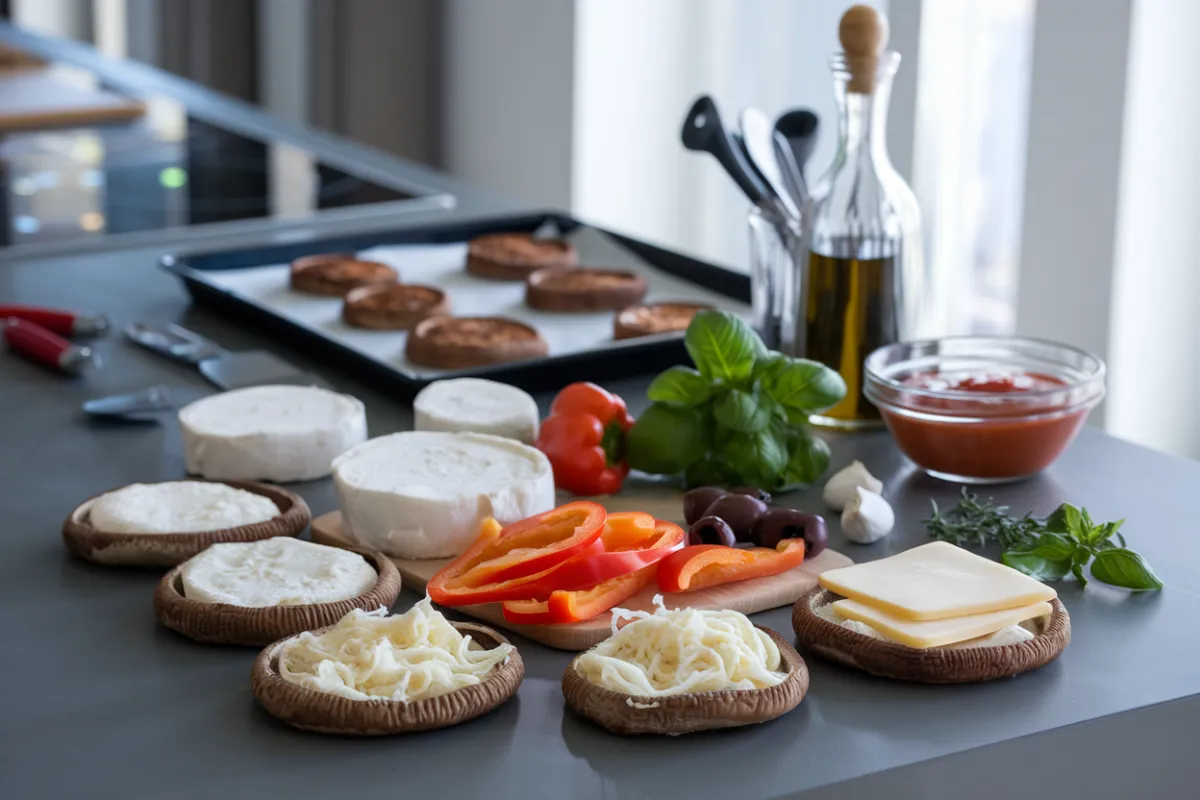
[179,385,367,482]
[818,540,1058,621]
[89,481,279,533]
[332,431,555,559]
[831,597,1053,649]
[813,599,1037,649]
[180,537,377,607]
[413,378,540,444]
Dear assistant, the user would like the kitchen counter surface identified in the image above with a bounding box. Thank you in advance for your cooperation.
[2,24,1198,800]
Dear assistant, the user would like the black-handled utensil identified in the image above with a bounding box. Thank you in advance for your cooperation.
[775,109,820,182]
[681,95,771,206]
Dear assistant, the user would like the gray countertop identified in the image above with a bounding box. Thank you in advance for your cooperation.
[3,240,1199,800]
[2,23,1199,800]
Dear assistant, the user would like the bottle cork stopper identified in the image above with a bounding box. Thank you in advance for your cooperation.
[839,5,889,94]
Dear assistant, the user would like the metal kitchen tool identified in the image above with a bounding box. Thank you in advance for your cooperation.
[772,130,808,207]
[81,384,210,422]
[124,322,325,390]
[738,107,800,220]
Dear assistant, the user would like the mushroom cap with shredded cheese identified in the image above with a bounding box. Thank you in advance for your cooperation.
[574,595,786,696]
[273,599,513,703]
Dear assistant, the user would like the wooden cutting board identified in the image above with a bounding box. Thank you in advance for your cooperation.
[310,486,852,651]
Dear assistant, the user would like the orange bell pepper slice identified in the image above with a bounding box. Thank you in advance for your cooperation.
[656,539,807,593]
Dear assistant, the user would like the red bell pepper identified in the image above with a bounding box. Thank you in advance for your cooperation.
[536,517,684,592]
[501,562,657,625]
[427,502,607,605]
[500,518,683,624]
[656,539,807,593]
[536,382,636,496]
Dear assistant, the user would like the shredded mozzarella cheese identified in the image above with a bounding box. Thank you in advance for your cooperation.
[274,599,512,703]
[574,595,786,697]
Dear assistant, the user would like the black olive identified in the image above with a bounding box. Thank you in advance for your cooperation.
[752,507,828,557]
[683,486,729,526]
[731,486,773,505]
[701,494,769,542]
[688,516,737,548]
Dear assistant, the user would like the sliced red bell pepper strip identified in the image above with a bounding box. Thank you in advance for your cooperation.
[452,501,606,586]
[656,539,807,593]
[427,503,606,606]
[501,562,657,625]
[534,517,685,593]
[536,382,636,496]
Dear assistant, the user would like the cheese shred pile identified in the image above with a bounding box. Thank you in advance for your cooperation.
[574,595,785,696]
[274,599,512,703]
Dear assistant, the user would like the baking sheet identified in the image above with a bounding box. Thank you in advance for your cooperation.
[201,227,752,379]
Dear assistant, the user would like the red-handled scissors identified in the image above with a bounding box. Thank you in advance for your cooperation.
[2,306,109,375]
[0,305,110,337]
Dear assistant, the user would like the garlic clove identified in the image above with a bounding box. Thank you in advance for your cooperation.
[841,485,895,544]
[823,460,884,511]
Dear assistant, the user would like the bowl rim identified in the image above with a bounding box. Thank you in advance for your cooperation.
[864,335,1106,403]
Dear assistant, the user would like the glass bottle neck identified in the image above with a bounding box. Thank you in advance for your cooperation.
[829,51,900,168]
[835,78,893,166]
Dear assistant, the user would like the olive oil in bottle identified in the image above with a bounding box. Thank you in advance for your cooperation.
[805,245,898,426]
[795,6,925,430]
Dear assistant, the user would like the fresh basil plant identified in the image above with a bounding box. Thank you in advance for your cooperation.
[626,310,845,490]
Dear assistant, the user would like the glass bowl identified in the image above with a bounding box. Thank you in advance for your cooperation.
[863,336,1106,483]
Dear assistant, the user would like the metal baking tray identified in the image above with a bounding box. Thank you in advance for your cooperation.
[162,211,751,396]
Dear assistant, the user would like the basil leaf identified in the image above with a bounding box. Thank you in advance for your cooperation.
[646,366,712,408]
[712,388,771,433]
[1116,531,1127,548]
[761,357,847,414]
[1045,503,1084,538]
[625,403,708,476]
[1001,550,1072,582]
[1094,519,1125,545]
[684,310,764,384]
[1030,532,1075,562]
[753,352,790,383]
[1090,548,1164,591]
[781,430,831,487]
[722,427,788,489]
[1071,562,1089,587]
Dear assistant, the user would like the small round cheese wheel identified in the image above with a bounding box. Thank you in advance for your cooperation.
[89,481,280,533]
[179,385,367,483]
[333,431,555,559]
[413,378,540,444]
[181,537,377,607]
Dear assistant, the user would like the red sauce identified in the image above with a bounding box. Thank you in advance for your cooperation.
[879,370,1091,481]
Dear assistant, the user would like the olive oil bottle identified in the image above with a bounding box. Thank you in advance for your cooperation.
[796,6,926,430]
[805,246,898,424]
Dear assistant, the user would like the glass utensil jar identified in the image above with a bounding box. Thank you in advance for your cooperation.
[748,204,801,353]
[797,47,925,430]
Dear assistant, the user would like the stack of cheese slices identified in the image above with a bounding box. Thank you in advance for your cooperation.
[816,541,1058,649]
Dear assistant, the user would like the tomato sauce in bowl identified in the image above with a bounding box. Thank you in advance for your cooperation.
[864,338,1106,483]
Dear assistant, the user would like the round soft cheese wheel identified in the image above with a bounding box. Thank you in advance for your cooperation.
[179,385,367,482]
[332,431,555,559]
[89,481,280,533]
[181,537,377,607]
[413,378,540,444]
